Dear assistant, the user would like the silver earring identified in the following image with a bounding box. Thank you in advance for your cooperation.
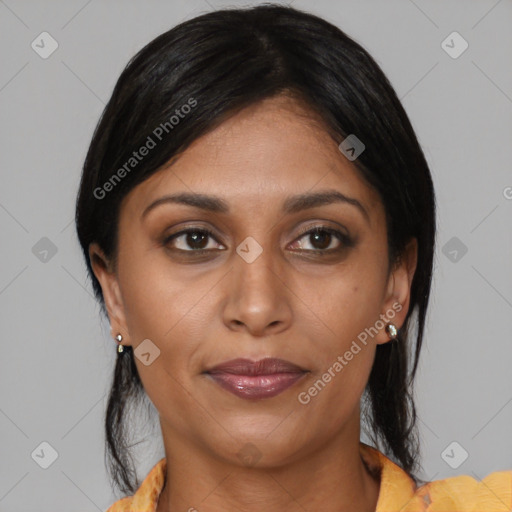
[385,323,398,340]
[116,333,124,353]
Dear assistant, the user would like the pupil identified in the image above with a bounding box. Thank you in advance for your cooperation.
[187,231,208,249]
[311,231,330,249]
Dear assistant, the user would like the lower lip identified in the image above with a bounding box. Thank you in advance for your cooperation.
[207,372,306,399]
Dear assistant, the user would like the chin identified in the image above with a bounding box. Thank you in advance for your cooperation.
[207,425,310,468]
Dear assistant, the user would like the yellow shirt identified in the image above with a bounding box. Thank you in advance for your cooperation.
[106,442,512,511]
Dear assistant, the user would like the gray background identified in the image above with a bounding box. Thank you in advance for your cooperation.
[1,0,511,510]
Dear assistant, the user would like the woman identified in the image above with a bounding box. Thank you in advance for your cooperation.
[75,4,511,511]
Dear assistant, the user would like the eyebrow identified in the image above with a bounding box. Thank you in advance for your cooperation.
[141,189,370,223]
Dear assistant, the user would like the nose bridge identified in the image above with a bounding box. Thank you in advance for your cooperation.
[231,203,280,285]
[223,232,292,334]
[234,234,282,299]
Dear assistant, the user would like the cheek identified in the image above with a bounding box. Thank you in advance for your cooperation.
[118,255,207,413]
[118,247,217,368]
[295,263,385,407]
[301,282,379,409]
[120,269,176,341]
[305,270,384,349]
[117,239,184,335]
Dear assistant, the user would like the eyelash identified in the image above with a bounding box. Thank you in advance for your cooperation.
[162,225,354,256]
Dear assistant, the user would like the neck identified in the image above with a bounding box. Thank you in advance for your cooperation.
[156,420,380,512]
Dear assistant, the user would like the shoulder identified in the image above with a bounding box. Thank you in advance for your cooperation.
[413,469,512,510]
[105,457,167,512]
[105,496,132,512]
[360,443,512,511]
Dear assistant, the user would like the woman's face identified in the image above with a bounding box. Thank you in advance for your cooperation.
[91,94,416,467]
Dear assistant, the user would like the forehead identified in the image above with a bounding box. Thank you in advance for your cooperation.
[121,94,383,222]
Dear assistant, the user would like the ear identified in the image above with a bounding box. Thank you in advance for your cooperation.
[89,242,131,346]
[375,237,418,345]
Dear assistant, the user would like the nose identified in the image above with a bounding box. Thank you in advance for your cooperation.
[222,243,293,337]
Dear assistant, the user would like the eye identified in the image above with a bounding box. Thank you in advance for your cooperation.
[289,226,353,253]
[163,228,225,252]
[162,224,354,256]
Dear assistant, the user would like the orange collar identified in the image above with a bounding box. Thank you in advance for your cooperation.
[110,442,512,511]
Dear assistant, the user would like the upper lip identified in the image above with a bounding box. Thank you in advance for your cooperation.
[205,358,307,375]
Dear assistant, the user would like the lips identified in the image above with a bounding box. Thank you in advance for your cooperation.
[204,358,308,400]
[206,357,306,375]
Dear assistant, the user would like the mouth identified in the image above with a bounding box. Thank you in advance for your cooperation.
[203,358,309,400]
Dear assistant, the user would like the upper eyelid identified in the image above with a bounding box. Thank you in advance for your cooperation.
[295,223,349,237]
